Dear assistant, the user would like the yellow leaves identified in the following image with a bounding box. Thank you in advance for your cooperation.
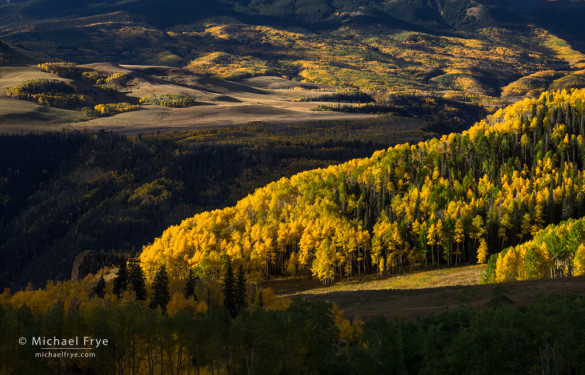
[520,133,530,148]
[477,239,488,264]
[551,123,566,141]
[138,86,585,283]
[9,280,93,315]
[258,287,291,310]
[538,30,585,69]
[454,219,465,244]
[94,102,138,116]
[203,25,231,40]
[498,212,512,243]
[470,215,485,240]
[427,220,443,247]
[186,52,270,79]
[332,304,363,345]
[574,244,585,276]
[477,174,493,196]
[495,248,520,283]
[166,292,205,317]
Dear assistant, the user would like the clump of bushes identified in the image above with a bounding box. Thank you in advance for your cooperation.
[39,62,130,86]
[104,73,129,85]
[82,71,129,85]
[37,62,78,78]
[94,102,139,116]
[81,71,108,84]
[139,93,196,108]
[6,79,93,108]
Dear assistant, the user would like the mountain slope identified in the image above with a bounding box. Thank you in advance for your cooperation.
[2,0,585,103]
[140,88,585,282]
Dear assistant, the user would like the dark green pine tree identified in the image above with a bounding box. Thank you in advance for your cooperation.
[113,258,128,297]
[235,264,247,313]
[184,269,198,300]
[546,185,556,223]
[577,190,585,218]
[223,261,237,318]
[93,274,106,298]
[151,265,170,311]
[257,290,264,307]
[128,258,147,301]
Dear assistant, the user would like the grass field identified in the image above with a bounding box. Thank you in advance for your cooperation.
[262,265,585,320]
[0,63,383,133]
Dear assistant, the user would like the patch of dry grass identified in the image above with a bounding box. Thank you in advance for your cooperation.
[279,266,585,321]
[276,265,486,296]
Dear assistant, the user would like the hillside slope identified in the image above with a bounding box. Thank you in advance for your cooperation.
[0,62,384,132]
[140,89,585,283]
[485,216,585,283]
[2,0,585,104]
[0,116,426,289]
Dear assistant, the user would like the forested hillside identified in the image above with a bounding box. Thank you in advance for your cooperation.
[141,89,585,283]
[485,217,585,283]
[0,120,419,289]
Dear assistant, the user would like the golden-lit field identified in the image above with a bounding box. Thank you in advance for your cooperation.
[266,266,585,320]
[0,63,379,133]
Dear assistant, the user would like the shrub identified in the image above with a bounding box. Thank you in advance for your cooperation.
[139,93,197,108]
[6,79,93,108]
[38,62,78,78]
[94,102,139,116]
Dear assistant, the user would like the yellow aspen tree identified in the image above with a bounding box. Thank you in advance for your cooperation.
[532,204,545,234]
[498,212,512,247]
[477,239,489,264]
[574,244,585,276]
[427,222,438,266]
[453,218,465,264]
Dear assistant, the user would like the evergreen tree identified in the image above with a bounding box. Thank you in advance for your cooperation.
[578,191,585,218]
[257,291,264,307]
[223,261,237,318]
[93,274,106,298]
[184,268,198,300]
[236,264,247,313]
[128,258,147,301]
[151,265,170,311]
[113,258,128,297]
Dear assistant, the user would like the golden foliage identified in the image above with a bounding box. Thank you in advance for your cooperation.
[141,89,585,282]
